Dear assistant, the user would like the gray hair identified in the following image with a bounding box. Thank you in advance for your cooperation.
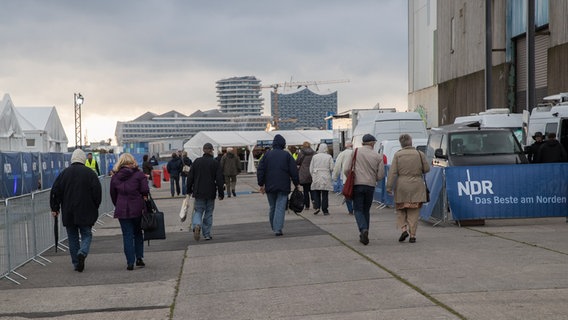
[399,134,413,148]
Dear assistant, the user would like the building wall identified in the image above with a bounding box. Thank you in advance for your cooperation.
[273,89,337,130]
[408,0,438,92]
[408,86,439,128]
[438,63,510,125]
[548,0,568,95]
[437,0,507,83]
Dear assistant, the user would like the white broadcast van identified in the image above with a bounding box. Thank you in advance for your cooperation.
[454,108,524,144]
[352,110,428,152]
[526,98,568,150]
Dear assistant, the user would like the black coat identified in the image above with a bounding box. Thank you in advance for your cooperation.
[180,156,193,177]
[167,157,183,178]
[187,153,224,200]
[536,139,568,163]
[50,163,102,227]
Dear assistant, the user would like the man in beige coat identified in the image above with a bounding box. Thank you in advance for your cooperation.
[343,134,385,245]
[386,134,430,243]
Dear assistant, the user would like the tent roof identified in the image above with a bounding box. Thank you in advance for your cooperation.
[184,130,332,150]
[0,94,25,138]
[16,106,68,142]
[15,107,53,130]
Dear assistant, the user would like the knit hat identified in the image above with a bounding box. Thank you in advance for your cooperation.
[71,149,87,164]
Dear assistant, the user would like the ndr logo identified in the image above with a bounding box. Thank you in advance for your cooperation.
[457,169,494,200]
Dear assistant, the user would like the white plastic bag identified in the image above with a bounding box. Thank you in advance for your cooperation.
[180,195,192,222]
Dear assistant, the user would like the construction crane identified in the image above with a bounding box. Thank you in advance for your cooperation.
[259,79,350,130]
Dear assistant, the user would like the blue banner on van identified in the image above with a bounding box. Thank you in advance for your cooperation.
[445,164,568,220]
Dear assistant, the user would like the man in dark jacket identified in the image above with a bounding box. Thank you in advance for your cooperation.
[220,147,241,197]
[257,134,299,236]
[167,152,183,197]
[528,132,545,163]
[180,151,193,195]
[536,132,568,163]
[50,149,102,272]
[187,143,224,241]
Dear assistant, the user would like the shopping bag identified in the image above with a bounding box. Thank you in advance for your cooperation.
[180,195,192,222]
[288,187,304,214]
[143,211,166,241]
[341,171,355,200]
[342,149,358,200]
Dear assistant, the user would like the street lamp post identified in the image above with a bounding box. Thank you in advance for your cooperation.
[74,93,84,149]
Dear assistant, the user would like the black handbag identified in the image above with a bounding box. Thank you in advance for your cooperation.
[288,187,304,214]
[142,193,166,243]
[418,151,430,202]
[141,196,158,231]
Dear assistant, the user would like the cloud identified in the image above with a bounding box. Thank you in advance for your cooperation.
[0,0,408,143]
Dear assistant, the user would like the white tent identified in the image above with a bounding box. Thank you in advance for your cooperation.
[16,106,69,152]
[184,130,333,173]
[0,94,26,151]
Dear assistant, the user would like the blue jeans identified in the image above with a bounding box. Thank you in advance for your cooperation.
[66,225,93,269]
[345,198,353,214]
[192,198,215,237]
[266,192,288,233]
[170,175,180,196]
[119,217,144,266]
[181,175,187,195]
[312,190,329,213]
[352,185,375,232]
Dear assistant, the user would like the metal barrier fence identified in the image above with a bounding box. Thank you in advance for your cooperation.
[0,176,114,284]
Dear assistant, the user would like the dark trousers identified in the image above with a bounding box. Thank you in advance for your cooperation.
[301,183,313,209]
[353,185,375,232]
[312,190,329,213]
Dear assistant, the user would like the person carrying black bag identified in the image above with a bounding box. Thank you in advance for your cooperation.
[110,153,150,270]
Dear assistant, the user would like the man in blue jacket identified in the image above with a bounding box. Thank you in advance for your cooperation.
[257,134,299,236]
[187,143,224,241]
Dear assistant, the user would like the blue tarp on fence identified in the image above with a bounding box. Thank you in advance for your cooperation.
[0,151,120,199]
[445,164,568,220]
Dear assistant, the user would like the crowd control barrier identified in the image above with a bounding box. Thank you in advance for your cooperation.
[1,176,114,285]
[0,151,119,199]
[419,163,568,224]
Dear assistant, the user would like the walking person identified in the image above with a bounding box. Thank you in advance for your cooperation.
[50,149,102,272]
[332,142,354,215]
[110,153,150,270]
[257,134,299,236]
[167,152,183,197]
[343,134,385,245]
[309,143,334,215]
[220,147,241,197]
[296,141,315,210]
[386,134,430,243]
[142,154,154,180]
[187,143,224,241]
[180,151,193,195]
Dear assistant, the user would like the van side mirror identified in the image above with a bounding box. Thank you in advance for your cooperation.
[434,148,447,159]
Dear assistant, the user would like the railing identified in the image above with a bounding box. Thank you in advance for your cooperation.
[0,176,114,284]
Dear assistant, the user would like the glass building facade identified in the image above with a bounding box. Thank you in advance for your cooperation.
[272,88,337,130]
[216,76,263,116]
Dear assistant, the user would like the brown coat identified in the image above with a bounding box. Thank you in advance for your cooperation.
[386,147,430,204]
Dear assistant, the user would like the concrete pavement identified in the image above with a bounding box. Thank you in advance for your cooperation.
[1,173,568,319]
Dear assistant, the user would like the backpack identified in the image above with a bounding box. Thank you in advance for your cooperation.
[288,187,304,214]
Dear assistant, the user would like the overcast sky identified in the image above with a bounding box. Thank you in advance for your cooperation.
[0,0,408,144]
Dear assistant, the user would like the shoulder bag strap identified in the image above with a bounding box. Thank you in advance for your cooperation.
[350,149,358,172]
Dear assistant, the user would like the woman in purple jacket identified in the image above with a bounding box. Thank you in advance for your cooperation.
[110,153,150,270]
